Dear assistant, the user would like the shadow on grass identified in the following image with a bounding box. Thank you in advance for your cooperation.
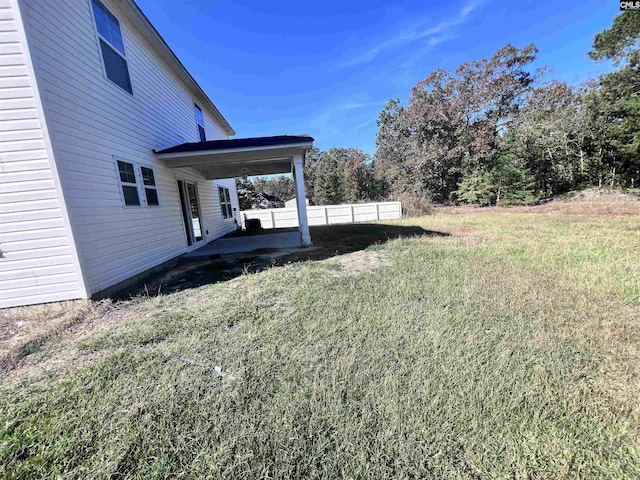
[119,223,449,299]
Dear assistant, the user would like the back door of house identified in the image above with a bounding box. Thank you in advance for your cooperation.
[177,180,204,247]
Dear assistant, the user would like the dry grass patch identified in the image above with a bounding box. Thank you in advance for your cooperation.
[1,196,639,478]
[465,257,640,430]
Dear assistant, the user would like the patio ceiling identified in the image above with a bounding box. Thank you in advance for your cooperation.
[155,135,314,179]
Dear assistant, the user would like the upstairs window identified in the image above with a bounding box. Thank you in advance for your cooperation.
[219,187,232,219]
[195,104,206,142]
[141,166,159,206]
[92,0,132,94]
[117,160,140,206]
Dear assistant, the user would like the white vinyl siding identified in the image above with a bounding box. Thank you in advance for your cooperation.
[0,0,85,308]
[20,0,235,294]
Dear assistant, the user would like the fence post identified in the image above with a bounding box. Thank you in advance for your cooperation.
[375,203,380,221]
[350,205,355,224]
[324,206,329,225]
[270,210,275,229]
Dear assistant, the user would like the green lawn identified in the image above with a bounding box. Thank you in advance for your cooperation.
[1,198,639,478]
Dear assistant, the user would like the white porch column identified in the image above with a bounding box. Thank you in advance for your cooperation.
[292,153,312,246]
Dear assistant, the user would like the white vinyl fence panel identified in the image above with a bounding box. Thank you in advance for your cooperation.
[241,202,402,229]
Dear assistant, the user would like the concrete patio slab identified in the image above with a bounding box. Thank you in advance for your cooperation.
[183,232,302,258]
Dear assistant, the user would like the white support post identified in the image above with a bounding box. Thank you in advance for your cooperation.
[375,203,380,221]
[270,210,275,229]
[350,205,355,223]
[292,154,312,246]
[324,206,329,225]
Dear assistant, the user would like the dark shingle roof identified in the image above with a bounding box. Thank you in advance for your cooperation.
[156,135,314,155]
[259,193,283,202]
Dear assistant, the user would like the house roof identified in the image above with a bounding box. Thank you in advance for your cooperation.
[258,193,283,202]
[121,0,235,135]
[155,135,315,179]
[156,135,314,155]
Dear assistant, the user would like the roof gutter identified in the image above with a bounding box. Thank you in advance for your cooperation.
[120,0,236,136]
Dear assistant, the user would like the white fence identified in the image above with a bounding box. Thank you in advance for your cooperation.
[241,201,402,229]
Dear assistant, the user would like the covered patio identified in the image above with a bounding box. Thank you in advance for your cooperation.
[156,135,314,249]
[181,231,300,258]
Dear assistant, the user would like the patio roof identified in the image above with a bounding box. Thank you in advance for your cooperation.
[156,134,314,246]
[155,135,314,179]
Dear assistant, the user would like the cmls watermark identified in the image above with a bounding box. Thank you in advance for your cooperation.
[620,1,640,10]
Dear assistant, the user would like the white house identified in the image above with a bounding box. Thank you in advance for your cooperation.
[254,192,284,209]
[0,0,313,309]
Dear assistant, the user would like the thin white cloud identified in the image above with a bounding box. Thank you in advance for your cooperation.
[308,97,385,130]
[334,0,483,70]
[338,100,387,111]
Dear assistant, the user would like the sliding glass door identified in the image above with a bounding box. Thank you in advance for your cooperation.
[177,180,203,247]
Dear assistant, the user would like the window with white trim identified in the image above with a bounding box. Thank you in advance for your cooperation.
[219,187,232,219]
[91,0,133,94]
[195,104,206,142]
[141,166,159,206]
[117,160,140,206]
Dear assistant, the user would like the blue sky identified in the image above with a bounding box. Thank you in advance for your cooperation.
[137,0,619,155]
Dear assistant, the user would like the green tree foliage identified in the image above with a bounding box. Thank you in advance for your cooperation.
[236,147,380,209]
[375,44,541,204]
[236,177,257,210]
[508,81,589,196]
[373,15,640,205]
[311,148,379,205]
[589,12,640,65]
[490,154,537,206]
[375,99,419,198]
[303,146,323,202]
[456,153,536,206]
[253,176,296,203]
[455,172,495,206]
[313,150,345,205]
[586,12,640,188]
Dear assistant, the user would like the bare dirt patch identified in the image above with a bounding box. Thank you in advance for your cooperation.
[0,299,134,383]
[327,249,392,276]
[124,249,305,299]
[559,187,639,203]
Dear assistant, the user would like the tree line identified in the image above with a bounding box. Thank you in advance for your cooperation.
[375,13,639,207]
[239,13,639,210]
[236,147,382,209]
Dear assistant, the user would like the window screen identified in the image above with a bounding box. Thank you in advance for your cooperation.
[99,40,132,93]
[195,104,206,142]
[117,160,140,206]
[92,0,125,54]
[141,166,155,186]
[219,187,232,219]
[141,166,159,206]
[122,186,140,206]
[92,0,132,94]
[118,160,136,183]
